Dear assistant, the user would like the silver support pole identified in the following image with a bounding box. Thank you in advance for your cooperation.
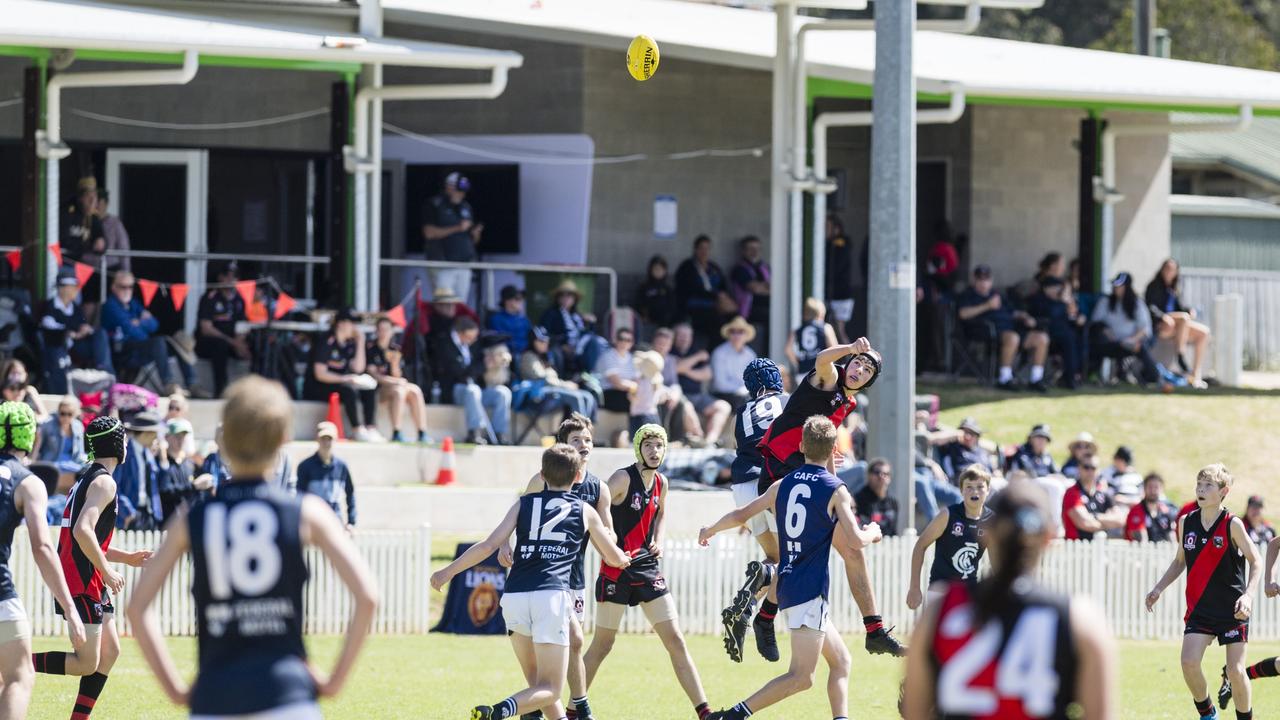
[357,0,383,312]
[769,3,796,362]
[868,0,917,529]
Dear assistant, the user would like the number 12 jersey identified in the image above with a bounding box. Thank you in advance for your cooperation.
[188,479,312,717]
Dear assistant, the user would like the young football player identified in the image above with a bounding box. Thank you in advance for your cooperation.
[905,465,992,610]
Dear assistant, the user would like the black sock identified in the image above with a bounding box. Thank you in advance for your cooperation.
[1247,657,1279,679]
[755,600,777,623]
[695,701,709,719]
[863,615,884,634]
[31,651,66,675]
[72,673,108,719]
[1195,696,1214,717]
[1237,711,1253,720]
[733,702,753,718]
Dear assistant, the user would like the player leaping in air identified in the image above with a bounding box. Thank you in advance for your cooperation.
[0,402,86,718]
[128,376,379,719]
[582,424,714,720]
[1147,464,1260,720]
[905,466,993,611]
[747,336,906,656]
[433,444,629,720]
[699,416,882,720]
[32,415,150,720]
[1220,531,1280,711]
[500,413,614,720]
[722,358,787,662]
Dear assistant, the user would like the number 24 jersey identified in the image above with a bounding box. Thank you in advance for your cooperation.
[931,581,1078,720]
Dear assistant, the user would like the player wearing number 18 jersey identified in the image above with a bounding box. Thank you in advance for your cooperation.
[433,444,628,720]
[904,480,1116,720]
[128,377,379,719]
[700,416,882,720]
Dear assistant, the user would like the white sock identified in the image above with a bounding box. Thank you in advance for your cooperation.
[1030,365,1044,383]
[998,366,1013,383]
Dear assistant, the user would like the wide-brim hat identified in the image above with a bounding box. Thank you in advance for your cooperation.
[432,286,460,304]
[553,279,580,299]
[1068,431,1098,454]
[720,316,756,343]
[958,417,983,436]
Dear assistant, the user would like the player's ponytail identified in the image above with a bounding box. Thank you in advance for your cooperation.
[973,480,1053,625]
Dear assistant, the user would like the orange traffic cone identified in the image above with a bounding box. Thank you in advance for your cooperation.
[326,392,345,441]
[435,436,456,486]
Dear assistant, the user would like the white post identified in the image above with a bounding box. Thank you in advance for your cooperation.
[1213,293,1244,386]
[769,4,796,361]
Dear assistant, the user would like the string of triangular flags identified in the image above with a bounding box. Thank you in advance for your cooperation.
[6,242,410,327]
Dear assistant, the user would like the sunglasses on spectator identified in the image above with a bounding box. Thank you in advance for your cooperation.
[1081,464,1099,471]
[59,411,77,417]
[729,329,747,336]
[871,470,891,477]
[115,283,134,290]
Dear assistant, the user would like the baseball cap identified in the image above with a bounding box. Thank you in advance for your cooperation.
[531,326,550,342]
[56,269,79,287]
[500,285,524,303]
[1249,495,1265,509]
[316,421,339,439]
[1114,445,1133,464]
[1029,424,1052,441]
[1112,271,1132,287]
[166,418,193,436]
[334,307,358,324]
[444,172,470,191]
[958,417,983,436]
[973,264,992,279]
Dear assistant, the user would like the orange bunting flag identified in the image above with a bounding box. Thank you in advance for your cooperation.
[73,262,95,290]
[274,292,295,320]
[235,279,256,308]
[49,243,62,267]
[169,283,189,311]
[385,303,407,329]
[4,251,19,272]
[137,278,159,307]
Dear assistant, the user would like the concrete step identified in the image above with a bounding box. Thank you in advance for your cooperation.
[355,485,736,536]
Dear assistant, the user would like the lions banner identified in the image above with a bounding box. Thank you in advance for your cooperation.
[433,543,507,635]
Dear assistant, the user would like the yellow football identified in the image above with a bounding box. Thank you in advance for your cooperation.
[626,35,660,82]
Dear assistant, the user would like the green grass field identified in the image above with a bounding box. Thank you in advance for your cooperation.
[22,633,1280,718]
[920,383,1280,505]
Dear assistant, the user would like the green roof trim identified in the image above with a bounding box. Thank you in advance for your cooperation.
[806,76,1280,117]
[0,45,360,74]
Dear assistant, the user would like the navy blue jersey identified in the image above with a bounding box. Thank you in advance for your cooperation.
[731,392,787,486]
[507,491,586,593]
[792,320,826,374]
[775,463,842,609]
[543,471,601,591]
[930,503,992,585]
[188,479,312,716]
[0,454,27,603]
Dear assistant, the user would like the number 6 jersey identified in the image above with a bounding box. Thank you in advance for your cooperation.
[931,581,1078,719]
[188,479,312,717]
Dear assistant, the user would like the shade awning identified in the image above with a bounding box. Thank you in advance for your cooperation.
[0,0,523,71]
[385,0,1280,113]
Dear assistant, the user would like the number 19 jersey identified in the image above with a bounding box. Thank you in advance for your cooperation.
[775,463,842,610]
[188,479,312,717]
[731,392,786,488]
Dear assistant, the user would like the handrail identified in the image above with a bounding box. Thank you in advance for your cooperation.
[380,257,618,312]
[99,249,330,265]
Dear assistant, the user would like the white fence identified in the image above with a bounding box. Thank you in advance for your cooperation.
[1183,268,1280,370]
[14,527,432,637]
[579,534,1280,642]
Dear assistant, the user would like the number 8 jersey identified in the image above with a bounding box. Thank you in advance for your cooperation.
[188,479,312,717]
[931,581,1078,719]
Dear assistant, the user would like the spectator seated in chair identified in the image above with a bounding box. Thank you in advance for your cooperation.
[633,255,676,331]
[1027,276,1085,389]
[101,271,183,395]
[1090,271,1160,386]
[487,285,532,357]
[674,234,728,340]
[1123,473,1178,542]
[195,262,251,397]
[432,316,511,446]
[367,317,430,443]
[1007,424,1058,478]
[537,279,596,372]
[157,417,212,521]
[956,264,1050,391]
[115,411,167,531]
[1061,455,1127,540]
[36,395,86,486]
[0,358,48,422]
[593,326,638,415]
[730,235,771,348]
[421,285,480,342]
[1060,431,1098,481]
[653,326,730,447]
[518,326,597,421]
[1099,445,1143,505]
[853,458,900,537]
[39,268,114,394]
[709,316,757,410]
[304,307,383,443]
[937,416,1001,483]
[1145,258,1210,388]
[1244,495,1277,546]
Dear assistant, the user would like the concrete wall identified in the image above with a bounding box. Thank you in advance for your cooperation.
[1109,112,1172,285]
[969,105,1084,285]
[580,47,771,299]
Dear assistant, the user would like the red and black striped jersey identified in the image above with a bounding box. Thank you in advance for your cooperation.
[757,368,855,472]
[58,463,117,601]
[1182,509,1247,626]
[931,581,1077,719]
[599,465,663,584]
